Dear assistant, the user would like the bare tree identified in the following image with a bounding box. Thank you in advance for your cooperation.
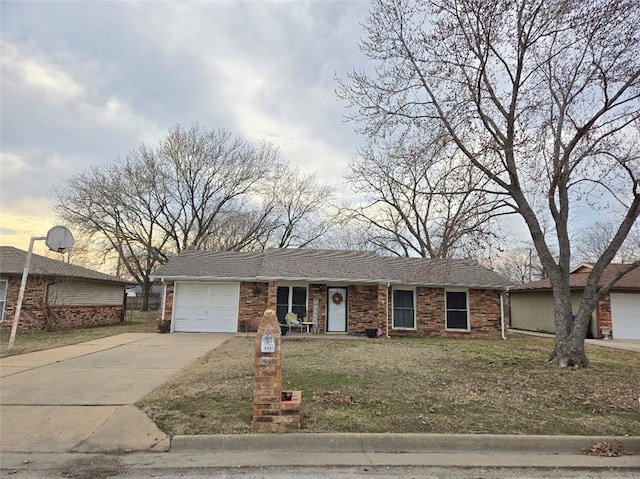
[338,0,640,367]
[489,246,546,284]
[576,220,640,264]
[263,166,335,249]
[347,140,509,258]
[152,124,278,252]
[56,124,338,307]
[55,125,282,309]
[199,167,336,251]
[55,159,169,310]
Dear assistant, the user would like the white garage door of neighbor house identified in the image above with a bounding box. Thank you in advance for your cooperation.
[610,293,640,340]
[173,282,239,333]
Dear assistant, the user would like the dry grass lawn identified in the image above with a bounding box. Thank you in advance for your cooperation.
[138,334,640,436]
[0,311,157,357]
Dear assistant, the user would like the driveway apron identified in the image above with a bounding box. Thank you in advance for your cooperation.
[0,333,230,453]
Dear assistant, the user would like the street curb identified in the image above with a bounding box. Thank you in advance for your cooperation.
[170,433,640,455]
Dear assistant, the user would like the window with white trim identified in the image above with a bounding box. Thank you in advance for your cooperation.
[446,290,469,330]
[393,289,415,329]
[276,286,307,323]
[0,280,7,322]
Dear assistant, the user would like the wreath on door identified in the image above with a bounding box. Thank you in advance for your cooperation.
[332,292,343,305]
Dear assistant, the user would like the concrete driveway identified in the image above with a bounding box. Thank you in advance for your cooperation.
[0,333,230,453]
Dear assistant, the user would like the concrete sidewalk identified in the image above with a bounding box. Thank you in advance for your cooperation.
[0,333,231,453]
[1,433,639,474]
[510,329,640,352]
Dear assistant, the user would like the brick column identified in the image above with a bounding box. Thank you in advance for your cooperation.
[252,308,301,431]
[252,309,282,430]
[267,281,278,311]
[377,283,388,335]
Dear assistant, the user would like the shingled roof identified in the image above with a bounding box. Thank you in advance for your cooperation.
[512,263,640,292]
[154,248,512,290]
[0,246,127,284]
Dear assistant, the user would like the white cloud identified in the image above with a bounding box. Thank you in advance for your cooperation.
[0,152,33,175]
[0,0,370,247]
[1,40,85,103]
[1,39,161,145]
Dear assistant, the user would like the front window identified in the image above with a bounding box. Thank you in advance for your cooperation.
[0,280,7,322]
[446,290,469,330]
[393,289,415,329]
[276,286,307,323]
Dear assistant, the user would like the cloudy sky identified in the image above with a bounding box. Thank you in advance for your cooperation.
[1,0,372,251]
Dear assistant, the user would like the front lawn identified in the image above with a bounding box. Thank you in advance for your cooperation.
[138,335,640,436]
[0,311,158,357]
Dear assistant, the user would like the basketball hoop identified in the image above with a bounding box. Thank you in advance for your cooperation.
[7,225,75,351]
[45,225,75,253]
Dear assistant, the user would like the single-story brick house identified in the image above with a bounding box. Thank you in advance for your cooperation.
[153,248,512,338]
[0,246,128,331]
[510,263,640,339]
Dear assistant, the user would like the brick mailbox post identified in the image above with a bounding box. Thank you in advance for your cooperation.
[252,309,301,431]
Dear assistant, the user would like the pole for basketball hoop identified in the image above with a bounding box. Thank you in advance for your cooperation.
[7,236,45,352]
[7,226,74,352]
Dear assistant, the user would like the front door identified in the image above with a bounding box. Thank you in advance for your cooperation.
[327,287,347,332]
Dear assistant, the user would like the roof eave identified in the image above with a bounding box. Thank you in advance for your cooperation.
[151,274,510,290]
[1,271,128,284]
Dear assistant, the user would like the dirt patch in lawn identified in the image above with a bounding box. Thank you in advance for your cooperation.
[138,335,640,436]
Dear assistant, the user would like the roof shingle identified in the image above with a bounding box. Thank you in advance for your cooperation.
[0,246,127,284]
[154,248,512,289]
[512,263,640,292]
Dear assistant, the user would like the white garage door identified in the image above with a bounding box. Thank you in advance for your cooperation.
[610,293,640,340]
[173,282,239,333]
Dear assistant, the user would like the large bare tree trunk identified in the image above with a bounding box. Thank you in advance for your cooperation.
[141,281,152,312]
[547,283,590,368]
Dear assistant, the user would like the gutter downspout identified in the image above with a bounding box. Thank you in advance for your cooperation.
[386,282,390,338]
[500,288,510,340]
[160,278,167,331]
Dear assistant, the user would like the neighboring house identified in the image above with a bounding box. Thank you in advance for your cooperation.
[510,263,640,340]
[153,249,512,337]
[0,246,128,331]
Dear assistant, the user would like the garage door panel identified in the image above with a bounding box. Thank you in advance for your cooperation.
[611,293,640,340]
[173,282,239,333]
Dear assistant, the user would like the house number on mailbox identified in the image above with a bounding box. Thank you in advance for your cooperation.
[261,333,275,353]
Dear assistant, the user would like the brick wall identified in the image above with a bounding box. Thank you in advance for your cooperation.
[1,275,47,330]
[47,305,123,329]
[0,275,124,331]
[415,287,445,333]
[596,294,612,338]
[468,289,502,338]
[347,284,387,332]
[238,282,269,332]
[308,283,326,333]
[398,287,502,338]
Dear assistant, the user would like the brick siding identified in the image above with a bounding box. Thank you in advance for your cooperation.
[308,283,326,333]
[238,282,269,332]
[347,284,387,333]
[0,275,123,331]
[395,287,502,338]
[157,279,503,337]
[596,294,612,339]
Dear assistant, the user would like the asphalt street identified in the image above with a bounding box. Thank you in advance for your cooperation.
[2,450,639,479]
[2,461,639,479]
